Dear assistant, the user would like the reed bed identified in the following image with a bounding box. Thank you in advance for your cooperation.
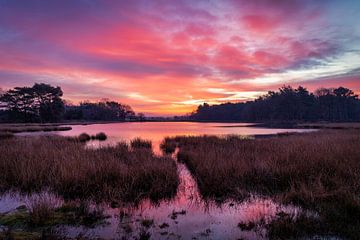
[165,130,360,239]
[0,136,179,203]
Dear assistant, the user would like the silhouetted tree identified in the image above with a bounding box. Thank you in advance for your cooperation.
[0,84,138,123]
[0,83,64,122]
[190,86,360,122]
[64,100,135,121]
[32,83,65,122]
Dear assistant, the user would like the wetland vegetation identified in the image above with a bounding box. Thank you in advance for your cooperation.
[164,129,360,239]
[0,135,179,203]
[0,126,359,239]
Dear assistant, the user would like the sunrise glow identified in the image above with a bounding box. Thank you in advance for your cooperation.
[1,0,359,115]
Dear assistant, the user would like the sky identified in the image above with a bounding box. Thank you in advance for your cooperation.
[0,0,359,116]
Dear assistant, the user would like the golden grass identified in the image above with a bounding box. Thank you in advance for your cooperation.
[0,136,179,203]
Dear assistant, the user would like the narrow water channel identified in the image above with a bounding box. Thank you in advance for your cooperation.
[60,150,306,239]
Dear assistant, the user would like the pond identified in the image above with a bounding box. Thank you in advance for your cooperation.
[4,122,317,239]
[18,122,316,152]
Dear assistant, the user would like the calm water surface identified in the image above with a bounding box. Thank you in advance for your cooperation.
[4,122,316,239]
[31,122,314,152]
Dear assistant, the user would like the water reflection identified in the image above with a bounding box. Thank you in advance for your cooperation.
[61,159,305,240]
[17,122,316,153]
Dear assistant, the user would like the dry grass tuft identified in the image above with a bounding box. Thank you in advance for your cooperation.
[130,138,152,150]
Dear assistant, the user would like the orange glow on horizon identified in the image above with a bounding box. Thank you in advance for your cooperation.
[0,1,359,115]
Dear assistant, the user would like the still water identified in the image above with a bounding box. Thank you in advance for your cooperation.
[5,122,316,239]
[55,122,315,152]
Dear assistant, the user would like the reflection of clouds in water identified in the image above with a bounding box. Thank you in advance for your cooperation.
[65,157,305,239]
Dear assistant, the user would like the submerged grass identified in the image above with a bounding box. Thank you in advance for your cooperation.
[0,136,179,203]
[164,130,360,239]
[0,197,109,239]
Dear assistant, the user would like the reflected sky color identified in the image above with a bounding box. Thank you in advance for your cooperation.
[0,0,359,115]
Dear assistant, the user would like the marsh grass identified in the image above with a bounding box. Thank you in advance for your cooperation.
[165,130,360,239]
[130,138,152,149]
[0,197,109,240]
[160,137,177,154]
[26,194,60,227]
[0,136,179,203]
[0,131,14,139]
[265,212,325,239]
[94,132,107,141]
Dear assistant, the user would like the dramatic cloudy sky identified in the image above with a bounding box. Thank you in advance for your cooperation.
[0,0,359,115]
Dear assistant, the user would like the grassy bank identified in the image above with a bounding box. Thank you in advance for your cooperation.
[0,136,179,203]
[0,124,72,133]
[164,130,360,239]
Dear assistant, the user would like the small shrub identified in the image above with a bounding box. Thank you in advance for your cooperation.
[130,138,152,149]
[78,133,91,142]
[95,132,107,141]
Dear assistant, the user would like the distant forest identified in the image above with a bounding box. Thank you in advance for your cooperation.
[190,86,360,122]
[0,83,139,123]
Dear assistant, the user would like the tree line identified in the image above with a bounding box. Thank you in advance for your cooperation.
[0,83,137,123]
[190,86,360,122]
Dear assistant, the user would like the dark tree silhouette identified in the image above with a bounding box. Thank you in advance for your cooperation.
[64,100,135,121]
[190,86,360,122]
[0,84,138,123]
[0,83,65,122]
[32,83,65,122]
